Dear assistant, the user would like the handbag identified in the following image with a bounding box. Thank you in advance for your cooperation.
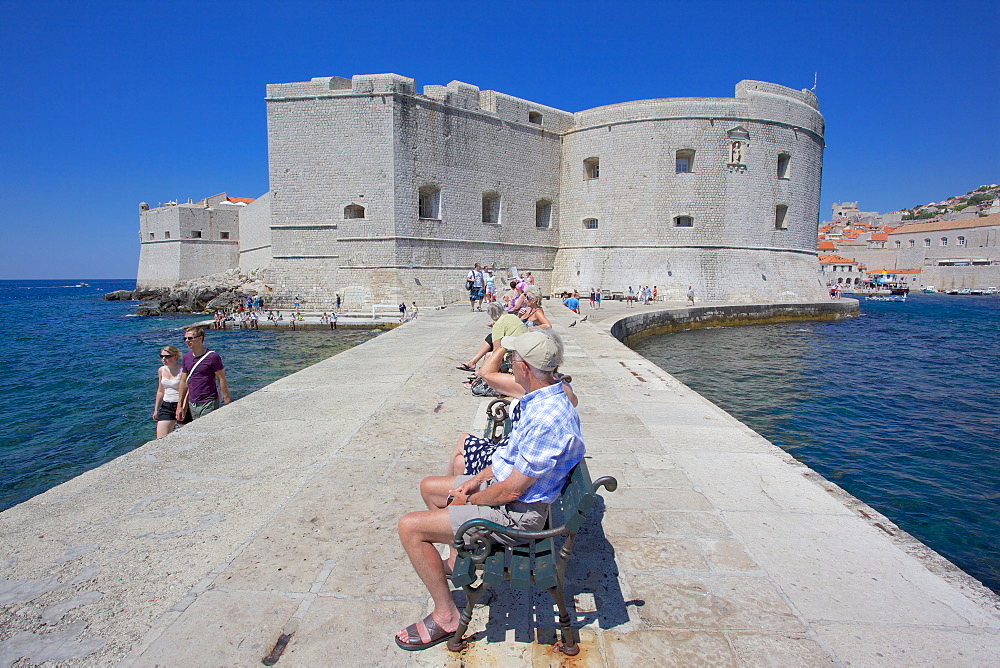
[465,279,474,291]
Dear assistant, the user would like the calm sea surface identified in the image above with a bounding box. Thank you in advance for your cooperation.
[631,294,1000,594]
[0,279,381,512]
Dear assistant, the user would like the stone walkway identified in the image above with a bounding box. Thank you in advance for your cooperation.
[0,300,997,666]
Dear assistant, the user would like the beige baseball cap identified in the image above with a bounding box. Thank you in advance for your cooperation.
[500,331,562,371]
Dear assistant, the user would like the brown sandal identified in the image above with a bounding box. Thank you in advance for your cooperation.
[395,614,455,651]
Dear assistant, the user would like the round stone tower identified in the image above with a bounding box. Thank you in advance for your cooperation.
[552,80,826,303]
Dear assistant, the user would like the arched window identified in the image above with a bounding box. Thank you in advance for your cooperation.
[418,186,440,219]
[674,215,693,227]
[958,236,966,247]
[675,149,695,173]
[583,218,599,229]
[908,239,915,248]
[535,200,552,228]
[482,191,500,224]
[583,157,600,180]
[894,240,901,248]
[774,205,788,230]
[344,204,366,219]
[940,237,948,246]
[923,238,931,247]
[777,153,791,179]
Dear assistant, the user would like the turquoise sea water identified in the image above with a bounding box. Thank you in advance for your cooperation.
[631,294,1000,594]
[0,279,381,512]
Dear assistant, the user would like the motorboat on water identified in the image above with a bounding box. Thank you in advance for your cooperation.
[921,286,937,293]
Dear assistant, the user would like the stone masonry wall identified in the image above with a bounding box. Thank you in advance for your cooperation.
[552,81,826,302]
[238,192,272,273]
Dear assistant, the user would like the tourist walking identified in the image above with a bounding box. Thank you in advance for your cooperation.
[466,263,486,311]
[335,293,342,311]
[176,326,230,422]
[152,345,184,438]
[411,302,419,319]
[595,288,602,309]
[399,302,407,322]
[686,286,695,306]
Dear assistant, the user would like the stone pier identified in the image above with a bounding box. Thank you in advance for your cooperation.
[1,299,997,666]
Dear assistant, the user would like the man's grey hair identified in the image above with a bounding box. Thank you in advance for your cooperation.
[487,302,505,321]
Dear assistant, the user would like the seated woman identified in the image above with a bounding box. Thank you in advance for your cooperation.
[456,302,526,372]
[448,329,576,476]
[517,293,552,329]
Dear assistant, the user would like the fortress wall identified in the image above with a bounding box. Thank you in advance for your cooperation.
[552,81,826,301]
[347,88,563,302]
[237,192,272,273]
[178,240,239,281]
[265,86,397,304]
[553,246,827,302]
[136,239,182,288]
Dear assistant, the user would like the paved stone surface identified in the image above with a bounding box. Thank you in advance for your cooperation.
[1,299,997,666]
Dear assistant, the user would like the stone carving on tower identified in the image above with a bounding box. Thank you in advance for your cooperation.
[726,126,750,173]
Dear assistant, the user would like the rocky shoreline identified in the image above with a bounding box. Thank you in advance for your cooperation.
[104,270,269,316]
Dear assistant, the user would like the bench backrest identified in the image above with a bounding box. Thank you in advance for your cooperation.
[560,459,597,535]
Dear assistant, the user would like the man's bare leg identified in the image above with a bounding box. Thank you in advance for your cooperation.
[420,475,461,574]
[396,508,460,644]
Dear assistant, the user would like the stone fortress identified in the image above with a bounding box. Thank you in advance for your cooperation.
[137,73,829,307]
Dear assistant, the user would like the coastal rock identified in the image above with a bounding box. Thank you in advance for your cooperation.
[105,271,270,315]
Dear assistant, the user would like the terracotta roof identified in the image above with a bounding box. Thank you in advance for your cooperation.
[888,211,1000,234]
[227,197,256,204]
[870,233,888,241]
[819,255,857,264]
[818,241,836,250]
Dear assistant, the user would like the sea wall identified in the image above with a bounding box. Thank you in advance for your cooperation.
[610,299,859,344]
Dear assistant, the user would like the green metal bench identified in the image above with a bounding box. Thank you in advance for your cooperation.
[447,457,618,655]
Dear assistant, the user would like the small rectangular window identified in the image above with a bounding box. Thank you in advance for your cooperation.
[584,157,600,180]
[535,200,552,228]
[583,218,599,229]
[528,111,542,124]
[958,236,966,246]
[777,153,791,179]
[220,231,230,240]
[674,216,693,227]
[775,205,788,230]
[164,231,171,239]
[191,230,202,239]
[149,232,155,240]
[676,149,695,173]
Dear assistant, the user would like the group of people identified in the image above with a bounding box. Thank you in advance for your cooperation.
[152,326,230,438]
[466,264,538,312]
[396,322,582,650]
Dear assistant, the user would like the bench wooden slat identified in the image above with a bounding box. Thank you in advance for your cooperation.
[483,549,506,587]
[533,537,558,590]
[510,545,532,591]
[450,554,476,588]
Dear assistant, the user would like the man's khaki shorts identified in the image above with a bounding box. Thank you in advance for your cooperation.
[448,475,549,547]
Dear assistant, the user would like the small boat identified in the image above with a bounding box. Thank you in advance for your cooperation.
[921,286,937,293]
[866,294,907,302]
[958,287,972,295]
[985,287,998,295]
[75,283,90,287]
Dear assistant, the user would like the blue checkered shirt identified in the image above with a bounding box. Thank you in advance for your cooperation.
[491,382,585,504]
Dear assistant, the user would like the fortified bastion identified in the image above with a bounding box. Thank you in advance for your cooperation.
[137,74,828,306]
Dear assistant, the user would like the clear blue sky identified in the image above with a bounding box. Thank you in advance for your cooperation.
[1,0,997,279]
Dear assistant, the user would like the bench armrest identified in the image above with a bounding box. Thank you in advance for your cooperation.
[453,519,569,560]
[593,476,618,493]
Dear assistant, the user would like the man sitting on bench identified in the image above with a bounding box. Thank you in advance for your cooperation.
[395,330,585,651]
